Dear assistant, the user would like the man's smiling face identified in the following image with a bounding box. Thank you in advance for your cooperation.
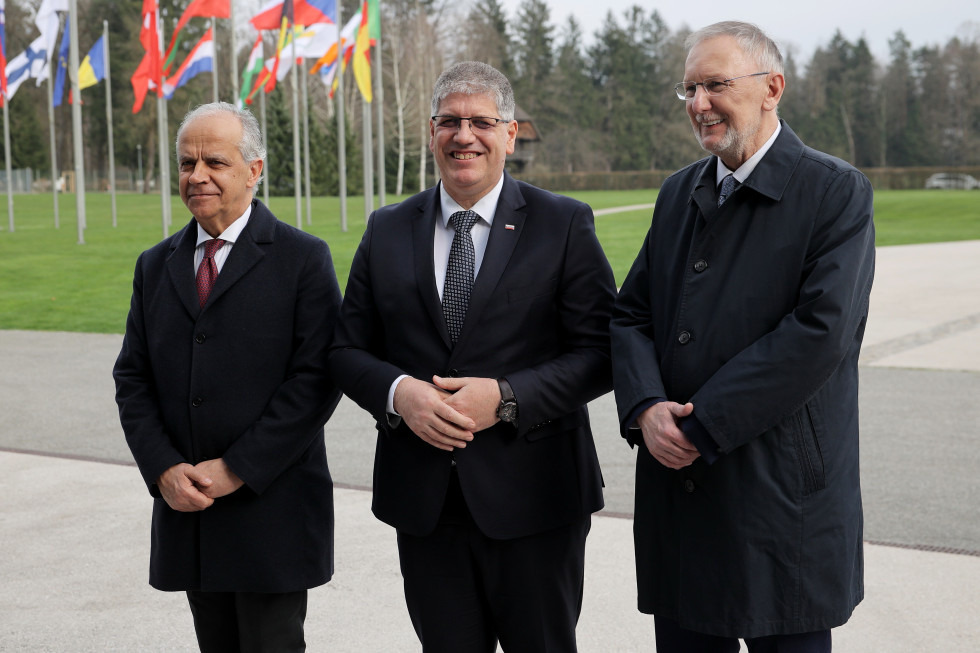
[429,92,518,209]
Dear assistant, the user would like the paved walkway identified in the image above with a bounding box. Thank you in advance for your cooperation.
[1,240,979,651]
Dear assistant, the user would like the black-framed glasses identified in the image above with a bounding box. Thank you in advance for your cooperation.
[431,115,510,131]
[674,72,770,100]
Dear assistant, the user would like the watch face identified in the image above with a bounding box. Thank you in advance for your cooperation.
[498,402,517,423]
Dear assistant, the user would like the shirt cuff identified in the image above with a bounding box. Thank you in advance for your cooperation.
[386,374,410,416]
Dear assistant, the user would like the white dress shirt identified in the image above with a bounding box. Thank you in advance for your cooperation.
[193,204,253,274]
[386,175,507,415]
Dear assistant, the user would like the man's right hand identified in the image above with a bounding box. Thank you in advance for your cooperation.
[637,401,700,470]
[157,463,215,512]
[393,377,476,451]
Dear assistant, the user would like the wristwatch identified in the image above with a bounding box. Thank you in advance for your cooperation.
[496,378,519,426]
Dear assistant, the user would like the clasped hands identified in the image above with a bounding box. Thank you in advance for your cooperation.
[157,458,244,512]
[394,375,501,451]
[637,401,701,470]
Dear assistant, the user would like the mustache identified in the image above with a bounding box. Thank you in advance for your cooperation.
[695,114,724,125]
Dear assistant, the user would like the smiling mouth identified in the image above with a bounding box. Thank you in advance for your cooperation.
[452,152,480,160]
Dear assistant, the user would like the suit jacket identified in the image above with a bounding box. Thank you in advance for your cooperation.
[113,199,342,593]
[610,122,874,637]
[330,172,616,539]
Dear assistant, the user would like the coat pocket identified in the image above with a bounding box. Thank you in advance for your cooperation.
[793,404,826,496]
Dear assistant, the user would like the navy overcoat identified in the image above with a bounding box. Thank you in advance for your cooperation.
[611,122,875,637]
[114,200,342,593]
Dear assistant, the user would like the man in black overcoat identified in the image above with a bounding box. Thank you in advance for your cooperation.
[611,21,875,653]
[113,102,342,652]
[329,61,616,652]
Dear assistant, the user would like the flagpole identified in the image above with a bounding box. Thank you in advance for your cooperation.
[229,2,239,102]
[156,5,171,237]
[46,13,63,229]
[374,14,385,207]
[3,101,12,232]
[301,57,312,226]
[68,0,86,243]
[362,94,372,223]
[290,35,302,229]
[103,21,117,227]
[211,19,218,102]
[260,86,269,206]
[336,3,347,233]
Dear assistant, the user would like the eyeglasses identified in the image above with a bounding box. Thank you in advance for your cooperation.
[431,115,510,131]
[674,72,770,100]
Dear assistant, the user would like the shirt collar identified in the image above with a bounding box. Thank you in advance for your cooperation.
[196,204,252,247]
[715,121,782,186]
[438,174,506,229]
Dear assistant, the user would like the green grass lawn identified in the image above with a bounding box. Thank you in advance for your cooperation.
[0,189,977,334]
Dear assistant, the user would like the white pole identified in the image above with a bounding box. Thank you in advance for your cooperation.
[156,6,170,236]
[211,20,218,102]
[46,14,63,229]
[291,37,302,228]
[229,3,239,102]
[362,96,372,222]
[104,21,117,227]
[68,0,86,243]
[336,3,347,232]
[301,57,312,225]
[3,101,13,232]
[260,85,269,206]
[374,22,385,207]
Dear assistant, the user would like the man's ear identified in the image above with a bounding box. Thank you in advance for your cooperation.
[763,73,785,112]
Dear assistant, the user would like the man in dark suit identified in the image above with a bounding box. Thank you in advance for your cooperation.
[330,61,616,652]
[611,22,874,653]
[113,102,342,653]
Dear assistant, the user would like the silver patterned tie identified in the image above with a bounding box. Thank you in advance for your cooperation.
[718,173,738,206]
[443,210,479,343]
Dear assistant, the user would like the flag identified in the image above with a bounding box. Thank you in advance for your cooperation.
[131,0,161,113]
[239,35,263,106]
[250,0,334,30]
[352,1,371,102]
[367,0,380,44]
[1,0,9,102]
[264,0,294,94]
[163,27,214,99]
[33,0,68,83]
[78,35,106,90]
[52,20,69,106]
[309,9,358,95]
[4,36,48,100]
[163,0,229,75]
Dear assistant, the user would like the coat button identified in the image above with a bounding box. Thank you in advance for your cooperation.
[191,397,204,407]
[678,331,691,345]
[448,369,460,378]
[693,259,708,273]
[684,479,695,493]
[195,333,206,344]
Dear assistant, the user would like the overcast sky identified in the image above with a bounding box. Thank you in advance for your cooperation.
[499,0,978,63]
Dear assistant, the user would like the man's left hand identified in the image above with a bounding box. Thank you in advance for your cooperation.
[432,375,501,432]
[193,458,245,499]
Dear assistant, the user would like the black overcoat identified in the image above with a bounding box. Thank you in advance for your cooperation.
[114,200,342,593]
[611,123,875,638]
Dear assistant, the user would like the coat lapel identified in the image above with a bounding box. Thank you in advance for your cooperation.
[412,189,452,348]
[204,199,272,310]
[454,173,527,351]
[166,219,204,318]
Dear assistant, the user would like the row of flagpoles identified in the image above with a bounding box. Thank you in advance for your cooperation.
[1,0,384,243]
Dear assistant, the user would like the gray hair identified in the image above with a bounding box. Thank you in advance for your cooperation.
[685,21,784,76]
[430,61,515,122]
[176,102,267,192]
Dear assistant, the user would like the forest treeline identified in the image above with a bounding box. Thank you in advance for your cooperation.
[3,0,978,195]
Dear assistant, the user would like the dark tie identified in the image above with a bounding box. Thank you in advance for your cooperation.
[718,173,738,206]
[196,238,226,307]
[442,210,479,343]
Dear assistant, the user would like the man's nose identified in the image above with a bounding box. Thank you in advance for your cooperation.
[188,161,209,183]
[690,85,712,112]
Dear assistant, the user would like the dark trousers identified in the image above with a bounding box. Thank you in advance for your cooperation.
[654,616,832,653]
[185,589,308,653]
[397,470,591,653]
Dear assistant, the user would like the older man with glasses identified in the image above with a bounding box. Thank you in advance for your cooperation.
[611,21,875,653]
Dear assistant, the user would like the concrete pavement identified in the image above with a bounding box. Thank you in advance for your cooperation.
[1,240,979,651]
